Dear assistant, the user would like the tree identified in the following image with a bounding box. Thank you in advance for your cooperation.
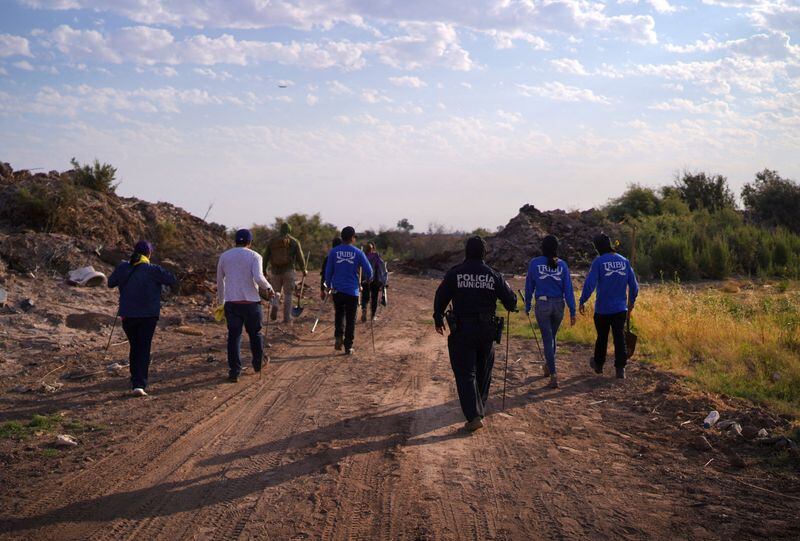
[604,184,662,221]
[742,169,800,234]
[396,218,414,232]
[674,171,736,212]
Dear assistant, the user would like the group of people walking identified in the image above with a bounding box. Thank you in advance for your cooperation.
[434,232,638,432]
[108,227,637,435]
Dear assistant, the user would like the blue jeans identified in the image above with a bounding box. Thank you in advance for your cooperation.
[224,302,264,377]
[534,298,565,375]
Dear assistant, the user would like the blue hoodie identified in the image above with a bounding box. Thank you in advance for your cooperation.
[524,256,576,316]
[579,252,639,315]
[108,261,177,318]
[324,244,373,297]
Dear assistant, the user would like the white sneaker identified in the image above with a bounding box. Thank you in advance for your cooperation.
[131,388,148,397]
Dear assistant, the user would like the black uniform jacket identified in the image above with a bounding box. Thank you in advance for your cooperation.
[433,258,517,327]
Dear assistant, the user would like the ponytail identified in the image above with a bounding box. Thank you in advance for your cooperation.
[541,235,559,271]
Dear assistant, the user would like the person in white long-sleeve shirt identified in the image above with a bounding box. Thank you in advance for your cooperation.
[217,229,274,382]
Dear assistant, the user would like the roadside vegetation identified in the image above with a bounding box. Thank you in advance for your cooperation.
[510,280,800,417]
[608,169,800,281]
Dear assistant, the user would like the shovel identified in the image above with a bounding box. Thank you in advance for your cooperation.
[291,251,312,318]
[625,315,637,360]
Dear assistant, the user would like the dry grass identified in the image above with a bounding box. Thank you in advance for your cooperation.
[510,280,800,416]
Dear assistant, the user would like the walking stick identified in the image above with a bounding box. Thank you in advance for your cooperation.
[518,289,546,365]
[502,310,511,411]
[369,315,376,353]
[102,313,119,361]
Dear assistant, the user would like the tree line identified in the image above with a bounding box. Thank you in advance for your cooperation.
[606,169,800,280]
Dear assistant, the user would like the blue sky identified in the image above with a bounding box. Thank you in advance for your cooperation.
[1,1,798,232]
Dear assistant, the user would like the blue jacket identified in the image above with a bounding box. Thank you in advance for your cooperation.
[324,244,373,297]
[579,252,639,315]
[108,262,177,318]
[524,257,576,316]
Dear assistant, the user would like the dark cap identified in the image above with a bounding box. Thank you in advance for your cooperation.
[341,226,356,242]
[465,236,487,260]
[133,240,153,255]
[235,228,253,245]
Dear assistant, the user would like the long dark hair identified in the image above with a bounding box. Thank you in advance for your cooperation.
[541,235,559,270]
[129,240,153,265]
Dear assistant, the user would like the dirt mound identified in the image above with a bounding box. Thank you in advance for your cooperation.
[0,162,228,293]
[409,204,622,275]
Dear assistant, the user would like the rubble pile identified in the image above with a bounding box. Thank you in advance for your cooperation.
[412,204,623,275]
[0,162,228,292]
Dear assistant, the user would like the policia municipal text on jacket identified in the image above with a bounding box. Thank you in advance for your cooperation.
[433,236,517,432]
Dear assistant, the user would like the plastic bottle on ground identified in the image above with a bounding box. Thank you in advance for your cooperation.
[703,410,720,429]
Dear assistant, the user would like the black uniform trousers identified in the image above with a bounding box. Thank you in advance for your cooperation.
[447,321,496,422]
[593,311,628,369]
[333,292,359,349]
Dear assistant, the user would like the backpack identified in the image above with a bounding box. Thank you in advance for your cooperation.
[269,237,292,268]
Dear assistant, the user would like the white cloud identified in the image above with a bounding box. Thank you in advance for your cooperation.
[193,67,232,80]
[360,89,392,104]
[0,67,8,76]
[0,84,294,117]
[13,60,35,71]
[485,30,548,51]
[154,66,178,77]
[327,80,353,95]
[38,25,369,70]
[665,31,800,60]
[0,34,32,57]
[388,76,427,88]
[550,57,588,75]
[461,82,472,89]
[306,93,319,106]
[517,82,610,104]
[21,0,659,44]
[649,98,732,116]
[373,23,473,71]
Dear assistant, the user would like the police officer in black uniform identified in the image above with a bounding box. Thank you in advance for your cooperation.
[433,236,517,432]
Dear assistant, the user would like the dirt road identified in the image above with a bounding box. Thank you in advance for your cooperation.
[1,275,798,540]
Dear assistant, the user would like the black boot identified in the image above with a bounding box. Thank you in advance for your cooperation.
[616,367,626,379]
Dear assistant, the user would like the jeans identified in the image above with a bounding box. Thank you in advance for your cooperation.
[447,322,496,422]
[225,302,264,377]
[593,311,628,369]
[270,270,295,322]
[360,281,383,316]
[534,298,565,375]
[122,316,158,390]
[333,292,359,349]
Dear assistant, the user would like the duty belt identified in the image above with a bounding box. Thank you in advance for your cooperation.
[454,313,496,323]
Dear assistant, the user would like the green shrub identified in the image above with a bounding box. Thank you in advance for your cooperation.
[698,237,732,279]
[650,237,697,280]
[70,157,118,193]
[6,181,77,231]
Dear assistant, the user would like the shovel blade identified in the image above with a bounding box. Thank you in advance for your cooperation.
[626,331,638,359]
[292,306,304,318]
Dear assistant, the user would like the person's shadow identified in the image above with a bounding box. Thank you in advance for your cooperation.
[1,373,595,535]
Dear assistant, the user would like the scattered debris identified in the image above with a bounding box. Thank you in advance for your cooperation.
[703,410,720,429]
[107,362,129,374]
[20,298,35,311]
[67,266,106,287]
[0,287,7,307]
[10,385,32,393]
[39,382,63,394]
[654,380,671,393]
[175,326,204,336]
[725,449,747,469]
[757,428,769,439]
[692,436,714,452]
[53,434,78,448]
